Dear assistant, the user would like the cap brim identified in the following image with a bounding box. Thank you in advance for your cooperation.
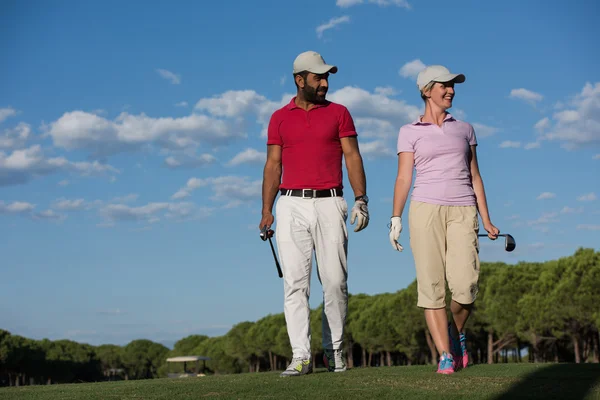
[307,65,338,74]
[434,73,465,84]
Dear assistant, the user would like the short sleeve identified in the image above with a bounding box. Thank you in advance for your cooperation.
[467,123,477,146]
[396,126,415,154]
[339,107,358,138]
[266,112,282,146]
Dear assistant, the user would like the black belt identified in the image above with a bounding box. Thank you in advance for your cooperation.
[280,188,343,198]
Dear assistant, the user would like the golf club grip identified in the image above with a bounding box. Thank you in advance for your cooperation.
[268,237,283,278]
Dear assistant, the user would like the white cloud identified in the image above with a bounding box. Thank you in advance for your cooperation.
[360,140,394,158]
[171,177,210,200]
[0,200,65,222]
[112,194,138,203]
[228,148,266,166]
[527,211,559,225]
[175,101,188,108]
[354,118,396,139]
[472,123,499,138]
[577,192,597,202]
[195,90,291,140]
[593,154,600,160]
[164,153,217,169]
[101,202,169,222]
[328,86,421,126]
[156,68,181,85]
[524,142,541,150]
[537,192,556,200]
[509,88,543,103]
[0,107,17,123]
[499,141,521,148]
[32,209,66,222]
[171,175,261,208]
[47,111,242,156]
[52,198,88,211]
[534,117,550,132]
[539,82,600,149]
[99,201,209,223]
[337,0,411,8]
[560,206,584,214]
[0,201,35,214]
[0,145,119,186]
[577,224,600,231]
[374,86,397,97]
[0,122,31,150]
[58,180,69,187]
[399,59,426,79]
[195,90,268,118]
[316,16,351,39]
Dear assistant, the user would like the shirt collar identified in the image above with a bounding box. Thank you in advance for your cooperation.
[411,113,456,125]
[286,96,330,110]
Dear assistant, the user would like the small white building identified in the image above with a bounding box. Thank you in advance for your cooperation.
[166,355,211,378]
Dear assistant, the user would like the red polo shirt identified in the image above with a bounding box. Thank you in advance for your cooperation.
[267,97,357,190]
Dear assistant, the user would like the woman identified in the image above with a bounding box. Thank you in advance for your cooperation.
[389,65,499,374]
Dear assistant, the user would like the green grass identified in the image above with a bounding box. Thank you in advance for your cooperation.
[2,364,600,400]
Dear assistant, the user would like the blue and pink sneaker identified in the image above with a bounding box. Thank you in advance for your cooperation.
[448,324,468,369]
[437,352,455,375]
[458,332,468,368]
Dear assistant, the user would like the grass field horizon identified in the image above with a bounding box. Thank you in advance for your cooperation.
[2,363,599,400]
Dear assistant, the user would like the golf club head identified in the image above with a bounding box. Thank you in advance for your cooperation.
[259,225,274,241]
[503,234,516,252]
[478,233,516,252]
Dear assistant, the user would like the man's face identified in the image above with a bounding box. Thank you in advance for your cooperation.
[300,72,329,104]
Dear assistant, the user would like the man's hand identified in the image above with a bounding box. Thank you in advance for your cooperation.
[350,199,369,232]
[259,212,274,231]
[389,216,403,251]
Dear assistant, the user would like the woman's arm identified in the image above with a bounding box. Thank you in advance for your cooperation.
[469,145,499,239]
[392,152,414,217]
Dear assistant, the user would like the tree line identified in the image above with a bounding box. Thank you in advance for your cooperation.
[1,247,598,386]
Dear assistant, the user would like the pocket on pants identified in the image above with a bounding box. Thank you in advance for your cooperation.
[318,197,347,243]
[334,196,348,220]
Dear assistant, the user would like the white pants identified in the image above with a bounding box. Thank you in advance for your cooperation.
[275,195,349,359]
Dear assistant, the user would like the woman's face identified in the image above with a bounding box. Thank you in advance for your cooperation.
[426,81,455,109]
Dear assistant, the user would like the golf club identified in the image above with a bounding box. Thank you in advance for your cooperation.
[260,225,283,278]
[478,233,516,252]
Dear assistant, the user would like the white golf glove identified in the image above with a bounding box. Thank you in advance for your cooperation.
[389,216,403,251]
[350,199,369,232]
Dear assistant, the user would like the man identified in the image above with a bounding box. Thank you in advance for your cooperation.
[259,50,369,377]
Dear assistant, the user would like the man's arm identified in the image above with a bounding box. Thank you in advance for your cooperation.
[259,144,282,229]
[341,136,366,198]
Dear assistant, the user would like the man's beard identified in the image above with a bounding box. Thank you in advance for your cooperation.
[302,85,328,104]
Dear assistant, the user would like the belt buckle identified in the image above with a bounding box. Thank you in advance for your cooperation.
[302,189,315,199]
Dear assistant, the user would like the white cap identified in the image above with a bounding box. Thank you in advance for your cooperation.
[293,51,338,74]
[416,65,465,91]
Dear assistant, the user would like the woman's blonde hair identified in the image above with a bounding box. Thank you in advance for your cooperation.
[420,81,436,103]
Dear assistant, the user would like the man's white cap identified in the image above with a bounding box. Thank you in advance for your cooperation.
[293,51,338,74]
[416,65,465,91]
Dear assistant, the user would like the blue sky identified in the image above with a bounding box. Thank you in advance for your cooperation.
[1,0,598,348]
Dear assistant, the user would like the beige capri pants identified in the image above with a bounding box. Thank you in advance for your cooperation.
[408,200,481,309]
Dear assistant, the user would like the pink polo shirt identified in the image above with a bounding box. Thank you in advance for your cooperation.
[396,113,477,206]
